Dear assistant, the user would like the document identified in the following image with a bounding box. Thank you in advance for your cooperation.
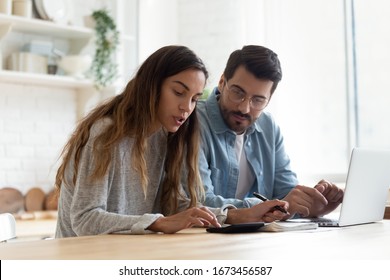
[259,221,318,232]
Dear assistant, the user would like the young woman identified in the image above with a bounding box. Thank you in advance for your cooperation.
[55,45,288,237]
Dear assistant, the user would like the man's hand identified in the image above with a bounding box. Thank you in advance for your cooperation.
[283,180,343,218]
[313,179,344,216]
[226,199,289,224]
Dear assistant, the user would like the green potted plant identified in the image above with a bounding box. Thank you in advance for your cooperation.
[88,8,120,90]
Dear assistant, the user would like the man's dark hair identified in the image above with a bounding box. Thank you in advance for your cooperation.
[223,45,282,94]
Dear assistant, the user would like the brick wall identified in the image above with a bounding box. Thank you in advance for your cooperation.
[0,83,77,194]
[0,0,113,195]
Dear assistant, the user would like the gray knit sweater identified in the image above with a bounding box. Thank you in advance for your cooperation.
[56,119,228,237]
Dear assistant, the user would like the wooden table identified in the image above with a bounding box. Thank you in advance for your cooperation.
[1,220,390,260]
[12,218,57,241]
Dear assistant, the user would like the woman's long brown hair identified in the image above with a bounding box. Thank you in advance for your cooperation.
[55,45,209,215]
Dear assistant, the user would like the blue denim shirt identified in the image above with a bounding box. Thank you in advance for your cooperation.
[197,88,298,208]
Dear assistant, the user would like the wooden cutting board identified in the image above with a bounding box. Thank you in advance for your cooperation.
[24,187,46,212]
[0,187,24,213]
[44,188,58,210]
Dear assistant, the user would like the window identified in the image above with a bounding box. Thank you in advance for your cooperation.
[264,0,349,183]
[262,0,390,184]
[354,0,390,149]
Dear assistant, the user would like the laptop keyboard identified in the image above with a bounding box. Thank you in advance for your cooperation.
[309,217,337,223]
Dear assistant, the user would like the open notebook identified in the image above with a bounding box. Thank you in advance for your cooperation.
[206,221,317,233]
[259,221,317,232]
[293,147,390,227]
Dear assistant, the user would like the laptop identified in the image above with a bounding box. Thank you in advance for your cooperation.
[294,147,390,227]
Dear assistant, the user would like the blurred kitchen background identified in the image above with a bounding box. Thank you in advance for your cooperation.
[1,0,389,211]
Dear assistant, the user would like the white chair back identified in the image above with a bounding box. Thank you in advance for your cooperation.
[0,213,16,242]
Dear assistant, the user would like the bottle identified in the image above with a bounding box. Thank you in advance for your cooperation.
[47,56,58,75]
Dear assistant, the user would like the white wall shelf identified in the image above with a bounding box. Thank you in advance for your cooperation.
[0,14,95,89]
[0,14,94,54]
[0,70,93,89]
[0,14,93,40]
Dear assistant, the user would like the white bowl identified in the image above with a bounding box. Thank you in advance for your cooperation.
[58,55,92,77]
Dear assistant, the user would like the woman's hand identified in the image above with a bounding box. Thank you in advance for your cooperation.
[147,206,221,234]
[226,200,289,224]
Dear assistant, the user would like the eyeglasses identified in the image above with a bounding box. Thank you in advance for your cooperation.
[224,81,269,111]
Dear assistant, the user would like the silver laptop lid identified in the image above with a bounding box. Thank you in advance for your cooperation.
[338,148,390,226]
